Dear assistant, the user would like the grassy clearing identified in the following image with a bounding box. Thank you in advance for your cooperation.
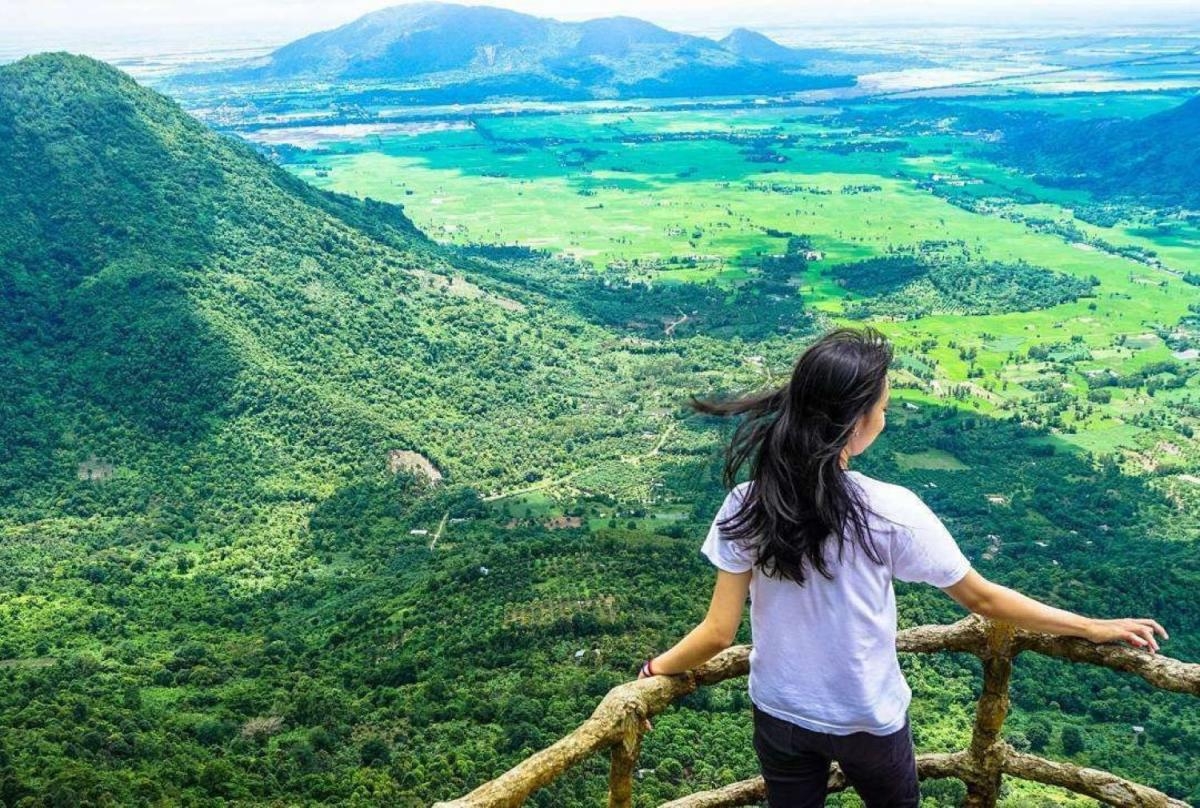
[894,449,971,471]
[0,657,57,669]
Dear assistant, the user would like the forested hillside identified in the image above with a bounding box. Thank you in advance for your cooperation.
[836,94,1200,209]
[0,52,692,518]
[1002,93,1200,208]
[0,53,1198,807]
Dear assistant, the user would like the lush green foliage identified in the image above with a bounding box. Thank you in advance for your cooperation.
[1,53,1199,808]
[831,251,1097,319]
[1000,95,1200,209]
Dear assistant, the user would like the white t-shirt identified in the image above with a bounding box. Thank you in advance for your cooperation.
[700,471,971,736]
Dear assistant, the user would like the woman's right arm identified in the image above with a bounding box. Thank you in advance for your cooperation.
[942,569,1167,652]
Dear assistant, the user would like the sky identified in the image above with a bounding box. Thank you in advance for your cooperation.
[4,0,1200,56]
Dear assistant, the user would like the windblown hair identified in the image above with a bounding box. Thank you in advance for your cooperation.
[691,327,893,585]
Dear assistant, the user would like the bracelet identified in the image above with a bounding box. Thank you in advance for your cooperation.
[641,658,656,677]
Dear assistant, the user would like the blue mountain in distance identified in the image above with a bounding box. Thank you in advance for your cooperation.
[1007,92,1200,207]
[719,27,812,64]
[176,2,857,100]
[265,4,555,80]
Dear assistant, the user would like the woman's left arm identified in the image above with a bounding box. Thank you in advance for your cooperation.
[642,569,751,677]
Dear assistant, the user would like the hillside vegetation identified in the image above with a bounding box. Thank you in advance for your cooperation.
[0,53,1198,807]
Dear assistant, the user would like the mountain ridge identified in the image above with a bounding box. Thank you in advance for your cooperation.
[997,92,1200,206]
[719,27,811,65]
[172,3,856,100]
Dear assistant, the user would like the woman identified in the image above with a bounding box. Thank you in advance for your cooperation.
[639,326,1166,808]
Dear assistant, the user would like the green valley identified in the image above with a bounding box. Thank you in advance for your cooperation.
[273,97,1200,468]
[1,13,1199,807]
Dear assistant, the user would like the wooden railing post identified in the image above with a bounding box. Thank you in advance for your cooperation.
[608,715,644,808]
[964,620,1017,808]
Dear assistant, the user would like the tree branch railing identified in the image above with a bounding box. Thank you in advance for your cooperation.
[434,616,1198,808]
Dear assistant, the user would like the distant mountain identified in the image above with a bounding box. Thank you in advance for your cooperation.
[719,28,810,65]
[574,16,690,56]
[265,3,555,79]
[1002,93,1200,207]
[836,95,1200,209]
[174,2,855,101]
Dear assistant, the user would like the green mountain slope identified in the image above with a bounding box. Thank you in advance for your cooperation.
[0,51,701,804]
[0,52,639,516]
[847,95,1200,209]
[1006,93,1200,207]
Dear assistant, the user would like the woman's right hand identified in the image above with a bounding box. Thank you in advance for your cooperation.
[1085,618,1168,652]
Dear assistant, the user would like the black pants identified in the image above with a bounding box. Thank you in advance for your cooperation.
[752,704,920,807]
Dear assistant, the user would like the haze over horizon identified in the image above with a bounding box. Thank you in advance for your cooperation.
[4,0,1200,64]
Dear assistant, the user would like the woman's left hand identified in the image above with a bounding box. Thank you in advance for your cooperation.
[637,662,655,731]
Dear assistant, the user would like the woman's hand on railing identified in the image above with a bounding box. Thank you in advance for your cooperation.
[944,572,1171,654]
[1084,618,1168,652]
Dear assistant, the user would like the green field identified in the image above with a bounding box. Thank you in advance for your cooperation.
[273,101,1200,476]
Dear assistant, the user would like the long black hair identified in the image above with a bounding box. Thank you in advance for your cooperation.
[691,327,893,585]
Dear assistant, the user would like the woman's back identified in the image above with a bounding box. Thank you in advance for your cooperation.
[701,471,970,735]
[643,327,1163,807]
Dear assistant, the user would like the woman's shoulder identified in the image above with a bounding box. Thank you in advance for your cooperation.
[846,471,927,519]
[846,469,910,496]
[717,481,754,517]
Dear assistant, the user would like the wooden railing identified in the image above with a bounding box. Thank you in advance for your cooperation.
[434,616,1199,808]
